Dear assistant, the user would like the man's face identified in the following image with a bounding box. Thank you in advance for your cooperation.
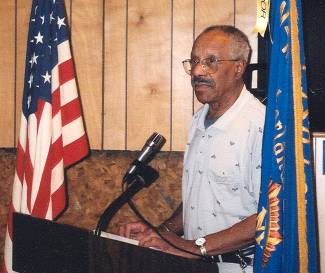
[190,31,241,105]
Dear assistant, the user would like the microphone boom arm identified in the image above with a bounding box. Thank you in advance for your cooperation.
[95,165,159,236]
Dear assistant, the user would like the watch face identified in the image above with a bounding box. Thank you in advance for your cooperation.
[195,237,206,247]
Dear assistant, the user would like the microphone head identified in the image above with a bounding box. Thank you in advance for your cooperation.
[146,132,166,152]
[139,132,166,163]
[123,132,166,183]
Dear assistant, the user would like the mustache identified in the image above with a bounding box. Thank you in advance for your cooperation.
[191,76,214,87]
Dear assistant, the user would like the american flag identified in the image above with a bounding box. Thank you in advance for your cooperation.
[2,0,88,272]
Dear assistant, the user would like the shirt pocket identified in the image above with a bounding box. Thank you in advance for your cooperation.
[206,166,243,216]
[207,168,257,217]
[207,148,240,181]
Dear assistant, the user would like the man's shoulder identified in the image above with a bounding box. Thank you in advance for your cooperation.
[223,92,265,136]
[245,90,266,110]
[243,92,266,124]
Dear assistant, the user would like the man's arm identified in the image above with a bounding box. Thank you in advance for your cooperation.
[158,203,183,235]
[121,205,256,258]
[138,214,256,259]
[118,204,183,239]
[204,214,256,255]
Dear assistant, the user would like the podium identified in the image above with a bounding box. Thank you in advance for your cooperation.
[12,213,218,273]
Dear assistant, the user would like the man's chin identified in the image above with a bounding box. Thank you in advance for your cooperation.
[194,88,211,104]
[194,93,209,104]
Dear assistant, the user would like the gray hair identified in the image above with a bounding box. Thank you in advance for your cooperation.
[197,25,252,64]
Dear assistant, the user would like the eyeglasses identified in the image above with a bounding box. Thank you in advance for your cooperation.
[182,56,239,75]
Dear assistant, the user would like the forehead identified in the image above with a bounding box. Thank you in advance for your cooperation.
[191,31,231,58]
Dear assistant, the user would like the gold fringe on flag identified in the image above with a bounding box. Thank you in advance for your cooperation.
[290,0,309,272]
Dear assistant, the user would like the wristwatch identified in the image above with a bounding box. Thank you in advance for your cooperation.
[195,237,207,256]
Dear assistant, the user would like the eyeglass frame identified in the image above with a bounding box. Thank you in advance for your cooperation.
[182,56,240,75]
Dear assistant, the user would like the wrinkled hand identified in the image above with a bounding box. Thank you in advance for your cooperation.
[119,222,198,259]
[137,231,198,259]
[118,221,150,239]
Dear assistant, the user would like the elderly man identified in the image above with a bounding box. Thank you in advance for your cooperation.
[119,25,265,273]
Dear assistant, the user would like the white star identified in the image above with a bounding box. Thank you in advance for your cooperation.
[42,71,51,84]
[28,74,33,88]
[31,18,36,22]
[27,95,31,109]
[57,16,66,29]
[34,31,44,44]
[50,12,55,23]
[40,15,45,24]
[29,52,39,67]
[34,5,38,15]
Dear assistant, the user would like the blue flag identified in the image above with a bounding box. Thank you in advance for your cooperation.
[254,0,319,273]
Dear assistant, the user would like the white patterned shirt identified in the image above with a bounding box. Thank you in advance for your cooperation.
[182,87,265,241]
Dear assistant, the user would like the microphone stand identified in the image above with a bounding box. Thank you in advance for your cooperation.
[93,163,205,266]
[94,165,159,237]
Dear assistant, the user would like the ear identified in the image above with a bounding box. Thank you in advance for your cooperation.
[234,60,247,79]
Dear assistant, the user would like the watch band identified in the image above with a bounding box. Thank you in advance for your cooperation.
[157,223,172,232]
[195,237,208,256]
[199,244,208,256]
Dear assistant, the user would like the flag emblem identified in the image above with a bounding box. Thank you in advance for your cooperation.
[256,181,282,266]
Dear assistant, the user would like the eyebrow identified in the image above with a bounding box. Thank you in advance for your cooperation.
[190,54,218,59]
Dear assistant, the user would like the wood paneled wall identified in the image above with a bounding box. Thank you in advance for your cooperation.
[0,0,257,151]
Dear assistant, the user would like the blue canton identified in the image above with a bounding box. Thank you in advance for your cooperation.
[23,0,68,118]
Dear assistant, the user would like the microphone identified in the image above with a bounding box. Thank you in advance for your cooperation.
[123,132,166,183]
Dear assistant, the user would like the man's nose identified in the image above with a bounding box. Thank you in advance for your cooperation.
[190,61,207,76]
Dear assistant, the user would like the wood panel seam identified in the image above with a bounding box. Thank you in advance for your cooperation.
[234,0,236,26]
[125,0,129,150]
[101,0,105,150]
[170,0,173,151]
[14,0,18,146]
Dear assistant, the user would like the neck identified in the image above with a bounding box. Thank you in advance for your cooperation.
[207,81,244,119]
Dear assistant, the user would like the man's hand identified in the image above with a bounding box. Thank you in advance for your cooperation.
[118,221,150,239]
[118,221,198,259]
[137,231,198,259]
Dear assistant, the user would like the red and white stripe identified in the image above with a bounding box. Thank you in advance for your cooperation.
[2,40,88,273]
